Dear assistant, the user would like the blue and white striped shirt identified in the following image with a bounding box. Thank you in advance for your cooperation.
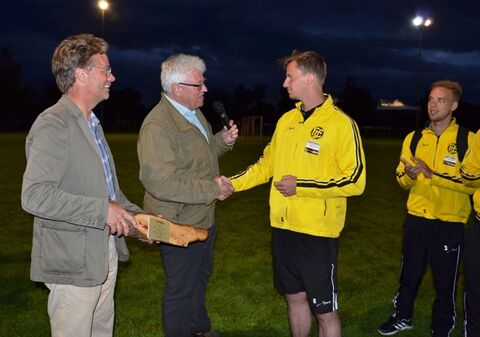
[87,112,116,201]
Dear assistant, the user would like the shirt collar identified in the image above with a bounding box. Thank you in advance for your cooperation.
[87,111,100,127]
[165,94,197,118]
[295,94,331,116]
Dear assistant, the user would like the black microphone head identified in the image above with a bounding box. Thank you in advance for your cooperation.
[212,101,226,115]
[212,100,231,127]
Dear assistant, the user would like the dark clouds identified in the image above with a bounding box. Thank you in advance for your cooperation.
[1,0,479,106]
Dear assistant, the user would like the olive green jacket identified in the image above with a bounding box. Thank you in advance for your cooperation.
[137,93,232,228]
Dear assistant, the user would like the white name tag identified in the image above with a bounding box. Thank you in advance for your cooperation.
[305,140,320,155]
[443,156,457,167]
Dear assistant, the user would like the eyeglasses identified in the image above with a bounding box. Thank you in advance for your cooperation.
[178,82,206,90]
[88,65,112,74]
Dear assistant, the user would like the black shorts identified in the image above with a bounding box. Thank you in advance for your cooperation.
[272,228,339,314]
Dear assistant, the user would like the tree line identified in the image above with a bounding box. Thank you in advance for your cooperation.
[1,47,479,134]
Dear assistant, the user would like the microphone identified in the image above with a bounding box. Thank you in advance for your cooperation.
[212,101,231,129]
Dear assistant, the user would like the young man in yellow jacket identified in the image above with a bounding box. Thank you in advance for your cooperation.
[461,129,480,337]
[228,50,366,337]
[378,81,475,336]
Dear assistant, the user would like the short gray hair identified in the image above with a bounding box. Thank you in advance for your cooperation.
[161,54,206,94]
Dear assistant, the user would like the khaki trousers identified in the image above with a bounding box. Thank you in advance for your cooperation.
[45,236,118,337]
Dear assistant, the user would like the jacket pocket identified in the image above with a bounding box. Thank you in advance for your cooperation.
[287,197,326,229]
[40,225,86,275]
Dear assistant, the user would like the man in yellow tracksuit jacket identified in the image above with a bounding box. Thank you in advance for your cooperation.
[378,80,474,337]
[229,50,366,337]
[461,129,480,337]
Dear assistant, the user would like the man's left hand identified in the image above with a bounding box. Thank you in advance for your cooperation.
[412,156,433,178]
[221,121,239,145]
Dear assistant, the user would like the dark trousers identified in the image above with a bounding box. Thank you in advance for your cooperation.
[160,224,216,337]
[394,215,463,337]
[464,217,480,337]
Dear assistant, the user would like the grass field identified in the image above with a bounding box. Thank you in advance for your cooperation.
[0,133,466,337]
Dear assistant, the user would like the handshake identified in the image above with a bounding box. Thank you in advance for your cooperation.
[107,176,237,244]
[214,176,234,201]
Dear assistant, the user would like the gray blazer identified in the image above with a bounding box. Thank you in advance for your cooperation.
[22,95,141,287]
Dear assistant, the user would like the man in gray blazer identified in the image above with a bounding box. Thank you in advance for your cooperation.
[21,33,141,337]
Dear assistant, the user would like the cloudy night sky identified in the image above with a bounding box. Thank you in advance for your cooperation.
[1,0,479,107]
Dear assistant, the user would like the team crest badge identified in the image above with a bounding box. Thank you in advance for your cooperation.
[311,127,324,139]
[447,143,458,155]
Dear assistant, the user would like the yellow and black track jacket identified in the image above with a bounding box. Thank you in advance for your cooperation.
[461,129,480,219]
[396,119,474,223]
[230,95,366,238]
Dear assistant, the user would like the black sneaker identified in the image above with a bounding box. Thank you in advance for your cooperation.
[378,314,413,335]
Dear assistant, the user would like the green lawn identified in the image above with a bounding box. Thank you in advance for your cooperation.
[0,133,465,337]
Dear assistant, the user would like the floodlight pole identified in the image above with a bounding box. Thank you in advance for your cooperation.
[416,28,423,129]
[98,0,109,37]
[412,15,432,129]
[97,1,109,121]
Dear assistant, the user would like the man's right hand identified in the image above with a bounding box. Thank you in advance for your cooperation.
[400,156,422,180]
[214,176,234,200]
[106,201,135,236]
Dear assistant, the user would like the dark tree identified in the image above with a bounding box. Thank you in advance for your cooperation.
[336,76,375,127]
[99,87,146,131]
[38,82,62,113]
[0,48,36,130]
[456,101,480,132]
[276,86,295,118]
[230,84,273,118]
[232,84,251,119]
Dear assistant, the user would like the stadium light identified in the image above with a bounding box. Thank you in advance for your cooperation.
[412,15,433,28]
[98,0,109,10]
